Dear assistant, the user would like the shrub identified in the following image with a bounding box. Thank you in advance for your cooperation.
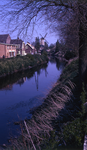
[64,50,76,60]
[0,54,48,77]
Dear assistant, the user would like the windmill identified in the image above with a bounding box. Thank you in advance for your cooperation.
[40,33,49,46]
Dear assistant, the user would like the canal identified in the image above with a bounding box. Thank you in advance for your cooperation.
[0,58,65,145]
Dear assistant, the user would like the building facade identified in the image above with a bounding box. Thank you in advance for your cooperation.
[25,42,37,55]
[10,38,26,56]
[0,43,16,58]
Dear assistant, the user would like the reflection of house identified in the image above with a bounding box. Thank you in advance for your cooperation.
[10,37,26,56]
[2,84,13,90]
[0,34,16,58]
[16,77,26,86]
[25,42,37,55]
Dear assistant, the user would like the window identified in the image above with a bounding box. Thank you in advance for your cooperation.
[7,46,11,49]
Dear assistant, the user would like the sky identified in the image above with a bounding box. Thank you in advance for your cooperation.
[0,1,59,45]
[0,22,58,45]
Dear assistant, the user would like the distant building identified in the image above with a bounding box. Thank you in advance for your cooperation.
[40,37,45,46]
[25,42,37,55]
[0,34,16,58]
[10,37,26,56]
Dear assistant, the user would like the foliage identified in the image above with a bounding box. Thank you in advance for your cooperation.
[64,50,77,60]
[0,54,48,77]
[49,44,55,49]
[55,40,60,52]
[44,42,48,50]
[63,118,86,146]
[61,82,87,147]
[41,51,47,56]
[35,37,40,53]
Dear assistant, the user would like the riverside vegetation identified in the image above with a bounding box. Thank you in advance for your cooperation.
[5,56,87,150]
[0,53,48,78]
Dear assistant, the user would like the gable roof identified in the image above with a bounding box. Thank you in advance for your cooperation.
[10,39,23,49]
[26,42,35,50]
[0,34,9,43]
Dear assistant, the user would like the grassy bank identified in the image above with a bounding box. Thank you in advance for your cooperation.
[0,54,48,78]
[6,57,86,150]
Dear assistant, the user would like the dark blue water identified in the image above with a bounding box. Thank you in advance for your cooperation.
[0,58,65,145]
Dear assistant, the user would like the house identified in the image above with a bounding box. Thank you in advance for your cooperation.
[0,43,16,58]
[0,34,16,58]
[10,37,26,56]
[0,34,11,44]
[25,42,37,55]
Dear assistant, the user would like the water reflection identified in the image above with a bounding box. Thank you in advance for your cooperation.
[0,63,48,90]
[0,58,65,145]
[0,58,65,91]
[16,77,26,86]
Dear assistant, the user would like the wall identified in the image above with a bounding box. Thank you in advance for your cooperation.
[0,44,6,58]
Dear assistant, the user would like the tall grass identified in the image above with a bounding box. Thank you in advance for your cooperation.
[0,54,48,77]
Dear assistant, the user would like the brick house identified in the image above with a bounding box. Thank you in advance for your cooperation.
[0,43,16,58]
[0,34,11,44]
[10,38,26,56]
[25,42,37,55]
[0,34,16,58]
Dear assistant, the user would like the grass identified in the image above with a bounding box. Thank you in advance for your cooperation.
[0,54,48,77]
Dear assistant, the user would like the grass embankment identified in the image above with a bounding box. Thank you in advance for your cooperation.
[0,54,48,78]
[7,58,86,150]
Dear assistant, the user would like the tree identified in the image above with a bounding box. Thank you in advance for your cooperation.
[1,0,87,84]
[55,40,60,53]
[49,44,55,50]
[35,37,40,53]
[44,42,48,50]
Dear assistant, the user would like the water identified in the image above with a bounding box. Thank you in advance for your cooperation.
[0,58,65,145]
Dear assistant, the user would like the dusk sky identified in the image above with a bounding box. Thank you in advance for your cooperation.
[0,1,59,45]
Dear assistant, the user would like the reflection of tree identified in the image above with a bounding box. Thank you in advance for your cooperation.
[0,63,48,90]
[34,64,48,90]
[50,58,56,64]
[35,72,38,90]
[45,68,48,77]
[37,70,41,75]
[2,84,13,91]
[55,58,60,70]
[55,58,65,71]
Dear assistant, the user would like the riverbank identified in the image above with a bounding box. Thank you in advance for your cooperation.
[3,57,85,150]
[0,54,48,78]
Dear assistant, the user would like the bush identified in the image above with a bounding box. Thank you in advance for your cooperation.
[0,54,48,77]
[63,118,86,146]
[64,51,76,60]
[42,51,47,57]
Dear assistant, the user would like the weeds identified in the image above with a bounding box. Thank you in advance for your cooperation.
[0,54,48,77]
